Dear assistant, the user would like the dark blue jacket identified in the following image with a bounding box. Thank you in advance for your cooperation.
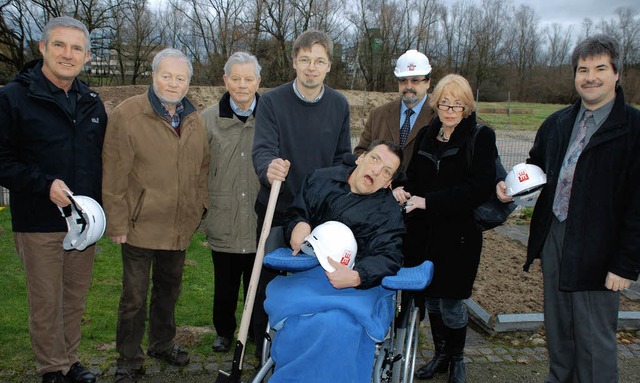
[284,159,404,289]
[0,60,107,232]
[526,88,640,290]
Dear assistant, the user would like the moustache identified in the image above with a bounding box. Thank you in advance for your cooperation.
[581,81,603,88]
[402,89,417,95]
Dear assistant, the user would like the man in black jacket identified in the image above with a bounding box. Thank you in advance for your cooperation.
[262,140,404,382]
[0,17,107,383]
[516,35,640,382]
[286,139,405,289]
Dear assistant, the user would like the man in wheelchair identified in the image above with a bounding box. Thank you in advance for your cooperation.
[263,140,405,382]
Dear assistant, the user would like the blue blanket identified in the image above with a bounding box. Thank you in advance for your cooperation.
[264,266,395,383]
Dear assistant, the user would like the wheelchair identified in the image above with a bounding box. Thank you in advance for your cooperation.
[251,248,433,383]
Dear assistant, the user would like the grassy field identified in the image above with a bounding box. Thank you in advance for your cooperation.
[476,102,568,131]
[0,207,245,376]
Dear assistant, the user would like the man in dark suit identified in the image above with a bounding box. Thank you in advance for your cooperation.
[354,50,435,171]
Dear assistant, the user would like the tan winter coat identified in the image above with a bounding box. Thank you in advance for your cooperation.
[102,90,209,250]
[201,93,260,253]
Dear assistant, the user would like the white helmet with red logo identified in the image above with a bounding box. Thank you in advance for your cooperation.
[58,190,106,251]
[394,50,432,78]
[505,163,547,207]
[301,221,357,272]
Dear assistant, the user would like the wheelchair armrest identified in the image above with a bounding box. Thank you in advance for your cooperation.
[381,261,434,291]
[263,247,320,271]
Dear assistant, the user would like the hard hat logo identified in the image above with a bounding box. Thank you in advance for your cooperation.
[517,170,530,183]
[407,63,416,71]
[340,251,353,266]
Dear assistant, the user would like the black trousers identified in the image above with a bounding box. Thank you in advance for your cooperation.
[212,251,256,338]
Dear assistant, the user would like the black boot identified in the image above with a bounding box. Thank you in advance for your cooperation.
[415,314,450,380]
[446,325,467,383]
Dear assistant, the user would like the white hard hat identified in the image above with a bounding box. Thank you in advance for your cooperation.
[505,163,547,207]
[300,221,357,272]
[394,50,432,78]
[59,190,106,251]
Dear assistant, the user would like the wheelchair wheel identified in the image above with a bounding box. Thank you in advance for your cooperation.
[390,304,420,383]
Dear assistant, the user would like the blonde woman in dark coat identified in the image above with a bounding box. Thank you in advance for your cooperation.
[394,74,496,383]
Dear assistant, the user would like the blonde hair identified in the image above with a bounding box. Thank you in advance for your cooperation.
[429,74,476,118]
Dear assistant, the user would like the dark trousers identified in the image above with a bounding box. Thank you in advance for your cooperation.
[212,250,255,338]
[116,243,186,369]
[542,217,620,383]
[252,201,287,355]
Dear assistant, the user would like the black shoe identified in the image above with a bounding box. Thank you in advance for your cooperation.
[415,354,450,379]
[212,336,232,352]
[42,371,65,383]
[148,344,190,366]
[114,368,141,383]
[66,362,96,383]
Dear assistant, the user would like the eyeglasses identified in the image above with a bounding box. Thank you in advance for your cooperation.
[437,103,465,112]
[159,73,188,85]
[398,78,428,85]
[297,57,329,68]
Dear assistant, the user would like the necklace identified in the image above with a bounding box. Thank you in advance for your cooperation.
[439,128,450,141]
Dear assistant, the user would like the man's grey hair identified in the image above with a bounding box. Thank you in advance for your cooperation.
[571,34,622,77]
[42,16,91,51]
[152,48,193,78]
[224,52,262,77]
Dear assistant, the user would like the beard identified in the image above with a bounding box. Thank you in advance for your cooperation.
[402,89,418,105]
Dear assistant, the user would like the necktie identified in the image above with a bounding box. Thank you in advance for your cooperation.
[399,108,414,148]
[552,110,593,222]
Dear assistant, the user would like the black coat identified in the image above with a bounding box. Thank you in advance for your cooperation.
[403,113,496,299]
[284,159,405,289]
[526,88,640,290]
[0,60,107,232]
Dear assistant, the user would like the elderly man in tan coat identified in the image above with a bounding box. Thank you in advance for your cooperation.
[102,48,209,383]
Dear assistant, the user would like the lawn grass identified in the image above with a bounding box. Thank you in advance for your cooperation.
[477,102,568,131]
[0,207,231,375]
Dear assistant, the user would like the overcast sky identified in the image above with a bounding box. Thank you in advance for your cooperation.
[511,0,638,30]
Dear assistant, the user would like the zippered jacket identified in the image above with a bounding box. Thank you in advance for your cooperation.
[0,60,107,232]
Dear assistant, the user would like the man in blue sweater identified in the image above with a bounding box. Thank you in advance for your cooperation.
[251,29,351,355]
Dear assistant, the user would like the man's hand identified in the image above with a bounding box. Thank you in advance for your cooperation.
[605,272,632,292]
[496,181,513,203]
[110,235,127,244]
[50,179,72,207]
[267,158,291,185]
[326,258,361,289]
[290,222,311,255]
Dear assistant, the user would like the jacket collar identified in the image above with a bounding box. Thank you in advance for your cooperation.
[147,85,197,119]
[20,60,98,104]
[218,91,260,119]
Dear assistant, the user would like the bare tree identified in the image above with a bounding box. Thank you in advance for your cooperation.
[505,4,541,100]
[544,23,573,67]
